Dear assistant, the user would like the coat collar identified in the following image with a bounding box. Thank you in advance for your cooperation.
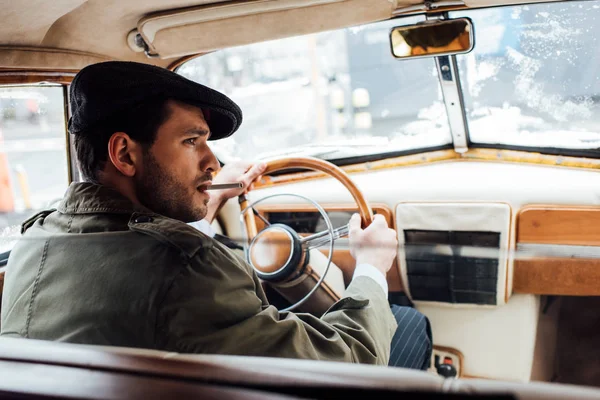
[57,182,150,215]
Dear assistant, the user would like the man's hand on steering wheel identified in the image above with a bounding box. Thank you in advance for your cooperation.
[349,213,397,277]
[205,161,267,223]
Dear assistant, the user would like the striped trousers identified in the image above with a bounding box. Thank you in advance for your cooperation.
[388,305,432,370]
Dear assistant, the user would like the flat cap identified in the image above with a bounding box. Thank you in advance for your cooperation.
[68,61,242,140]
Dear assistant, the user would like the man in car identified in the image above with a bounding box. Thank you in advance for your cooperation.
[1,61,431,369]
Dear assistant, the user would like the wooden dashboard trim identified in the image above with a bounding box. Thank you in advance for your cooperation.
[254,149,600,189]
[0,70,76,85]
[513,258,600,296]
[517,205,600,246]
[253,203,403,292]
[513,205,600,295]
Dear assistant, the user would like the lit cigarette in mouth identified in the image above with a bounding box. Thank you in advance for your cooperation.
[205,183,244,190]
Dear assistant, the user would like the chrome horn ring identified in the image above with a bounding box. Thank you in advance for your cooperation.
[240,193,335,312]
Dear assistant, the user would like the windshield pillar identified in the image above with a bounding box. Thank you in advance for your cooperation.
[435,54,469,153]
[427,13,469,153]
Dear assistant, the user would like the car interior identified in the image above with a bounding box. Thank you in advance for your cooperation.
[1,0,600,398]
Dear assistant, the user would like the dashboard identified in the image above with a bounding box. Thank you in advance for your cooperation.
[247,161,600,300]
[229,159,600,382]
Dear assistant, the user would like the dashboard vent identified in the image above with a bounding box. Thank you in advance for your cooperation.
[266,210,383,234]
[404,230,500,305]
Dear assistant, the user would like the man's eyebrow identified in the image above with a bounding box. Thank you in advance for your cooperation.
[183,128,211,138]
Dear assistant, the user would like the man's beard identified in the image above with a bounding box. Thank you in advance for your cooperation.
[134,152,209,223]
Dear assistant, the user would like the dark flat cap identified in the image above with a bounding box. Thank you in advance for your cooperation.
[68,61,242,140]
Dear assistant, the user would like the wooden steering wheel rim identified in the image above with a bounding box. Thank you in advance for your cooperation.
[255,156,374,229]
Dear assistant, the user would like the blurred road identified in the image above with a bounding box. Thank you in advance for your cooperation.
[1,119,69,230]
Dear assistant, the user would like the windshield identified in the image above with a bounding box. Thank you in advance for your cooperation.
[178,16,452,163]
[179,0,600,161]
[452,1,600,151]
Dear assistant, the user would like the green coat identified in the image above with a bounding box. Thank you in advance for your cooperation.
[1,183,397,364]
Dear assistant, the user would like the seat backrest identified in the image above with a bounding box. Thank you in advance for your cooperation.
[450,377,600,400]
[0,336,445,393]
[0,337,599,399]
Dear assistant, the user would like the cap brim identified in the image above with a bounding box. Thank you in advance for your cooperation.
[182,101,240,141]
[68,61,243,140]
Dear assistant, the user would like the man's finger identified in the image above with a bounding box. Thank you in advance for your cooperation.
[371,214,387,226]
[244,163,267,180]
[240,164,266,190]
[247,175,262,192]
[348,213,362,237]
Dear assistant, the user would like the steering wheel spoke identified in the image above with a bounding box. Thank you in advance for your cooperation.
[301,224,349,251]
[252,207,271,226]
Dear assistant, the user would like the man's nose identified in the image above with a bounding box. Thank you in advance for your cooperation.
[202,145,220,173]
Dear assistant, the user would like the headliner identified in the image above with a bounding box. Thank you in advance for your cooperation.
[0,0,561,71]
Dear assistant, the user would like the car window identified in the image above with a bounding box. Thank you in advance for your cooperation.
[451,1,600,151]
[0,86,69,253]
[177,16,452,163]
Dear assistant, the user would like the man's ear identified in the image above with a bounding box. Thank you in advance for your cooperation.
[107,132,142,177]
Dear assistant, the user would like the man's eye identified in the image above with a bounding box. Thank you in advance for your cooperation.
[184,138,197,145]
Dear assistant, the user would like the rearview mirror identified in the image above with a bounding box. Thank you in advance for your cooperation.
[390,18,474,59]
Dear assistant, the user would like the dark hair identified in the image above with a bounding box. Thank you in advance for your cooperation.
[73,97,172,183]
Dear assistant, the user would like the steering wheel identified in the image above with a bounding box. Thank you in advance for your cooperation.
[239,156,373,312]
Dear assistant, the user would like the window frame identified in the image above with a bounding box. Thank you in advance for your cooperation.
[0,81,74,213]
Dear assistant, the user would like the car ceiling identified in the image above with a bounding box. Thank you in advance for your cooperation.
[0,0,563,71]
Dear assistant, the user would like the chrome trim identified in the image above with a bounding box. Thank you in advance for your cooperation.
[301,224,349,250]
[435,54,469,153]
[308,241,600,260]
[517,243,600,260]
[252,208,271,226]
[64,84,81,183]
[314,242,600,260]
[144,49,161,59]
[393,0,466,16]
[427,13,470,154]
[240,193,335,312]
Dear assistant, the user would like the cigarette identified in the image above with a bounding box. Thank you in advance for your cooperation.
[205,183,243,190]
